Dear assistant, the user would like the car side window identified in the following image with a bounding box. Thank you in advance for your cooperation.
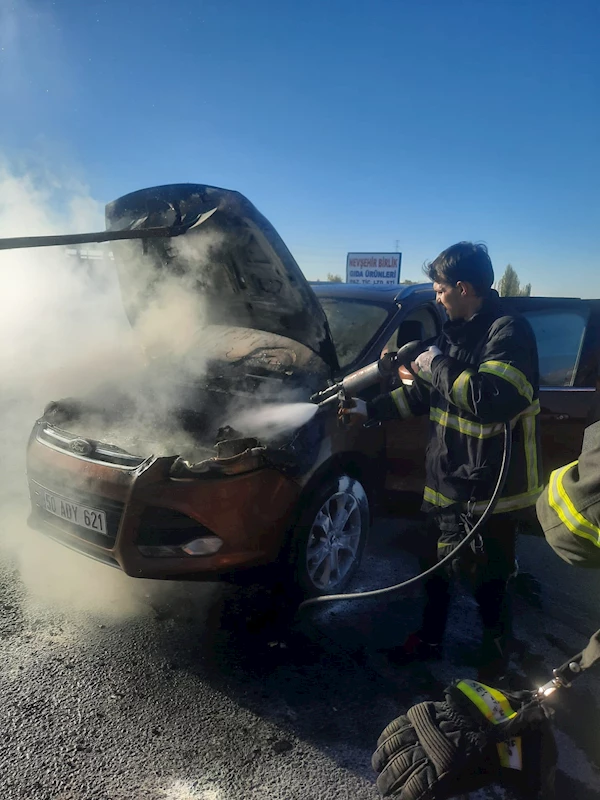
[522,309,589,387]
[318,298,391,369]
[382,304,440,354]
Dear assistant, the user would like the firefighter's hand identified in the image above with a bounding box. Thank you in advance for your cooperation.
[372,691,491,800]
[414,345,442,377]
[378,350,398,377]
[338,397,368,426]
[372,682,557,800]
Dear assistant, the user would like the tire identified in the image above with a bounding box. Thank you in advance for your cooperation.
[291,474,370,599]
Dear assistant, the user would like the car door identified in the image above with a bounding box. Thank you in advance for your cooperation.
[382,301,443,493]
[500,298,600,479]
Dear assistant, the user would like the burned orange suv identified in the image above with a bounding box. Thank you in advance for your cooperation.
[28,183,442,598]
[26,184,600,597]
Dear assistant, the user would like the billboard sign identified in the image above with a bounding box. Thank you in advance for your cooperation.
[346,252,402,285]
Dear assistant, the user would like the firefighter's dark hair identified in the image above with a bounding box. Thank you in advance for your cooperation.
[424,242,494,297]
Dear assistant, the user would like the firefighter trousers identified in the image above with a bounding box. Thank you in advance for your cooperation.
[419,513,517,655]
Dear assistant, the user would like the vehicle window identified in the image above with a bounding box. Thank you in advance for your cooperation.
[408,306,440,340]
[318,298,390,369]
[383,305,441,353]
[522,309,589,386]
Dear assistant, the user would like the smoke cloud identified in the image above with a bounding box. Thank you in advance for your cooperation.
[0,162,136,615]
[0,161,222,617]
[0,157,319,623]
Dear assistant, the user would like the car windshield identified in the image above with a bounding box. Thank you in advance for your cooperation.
[317,298,391,369]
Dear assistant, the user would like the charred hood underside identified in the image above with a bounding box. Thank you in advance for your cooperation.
[40,183,336,477]
[106,183,338,371]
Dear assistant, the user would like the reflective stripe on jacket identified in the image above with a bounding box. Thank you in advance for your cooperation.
[536,420,600,567]
[369,292,542,514]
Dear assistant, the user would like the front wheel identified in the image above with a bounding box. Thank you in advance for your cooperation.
[292,474,370,598]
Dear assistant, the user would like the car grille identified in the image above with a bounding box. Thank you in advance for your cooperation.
[36,424,146,469]
[29,480,123,548]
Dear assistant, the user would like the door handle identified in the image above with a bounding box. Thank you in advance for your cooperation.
[540,413,570,421]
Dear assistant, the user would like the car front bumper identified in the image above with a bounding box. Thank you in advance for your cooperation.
[26,425,301,580]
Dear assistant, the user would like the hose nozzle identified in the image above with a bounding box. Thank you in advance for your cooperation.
[311,385,345,409]
[310,340,428,411]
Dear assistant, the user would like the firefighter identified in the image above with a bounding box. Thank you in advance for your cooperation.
[343,242,542,681]
[536,418,600,567]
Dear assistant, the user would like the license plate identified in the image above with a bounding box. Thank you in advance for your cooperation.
[44,491,108,536]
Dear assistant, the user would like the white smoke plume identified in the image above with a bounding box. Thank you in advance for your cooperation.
[0,158,317,622]
[0,161,219,616]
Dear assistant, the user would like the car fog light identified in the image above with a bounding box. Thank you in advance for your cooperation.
[181,536,223,556]
[137,545,182,557]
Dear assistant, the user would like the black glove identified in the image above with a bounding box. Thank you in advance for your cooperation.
[372,681,557,800]
[372,686,496,800]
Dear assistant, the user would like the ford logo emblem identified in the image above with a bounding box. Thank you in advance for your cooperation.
[70,438,94,456]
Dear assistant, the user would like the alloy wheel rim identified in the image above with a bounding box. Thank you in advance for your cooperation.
[306,490,362,590]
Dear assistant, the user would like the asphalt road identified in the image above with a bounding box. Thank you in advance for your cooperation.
[1,503,600,800]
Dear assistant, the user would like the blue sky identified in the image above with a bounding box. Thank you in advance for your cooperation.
[0,0,598,295]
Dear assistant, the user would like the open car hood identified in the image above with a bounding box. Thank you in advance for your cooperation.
[106,183,338,371]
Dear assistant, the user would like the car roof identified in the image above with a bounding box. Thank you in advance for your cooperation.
[309,282,435,304]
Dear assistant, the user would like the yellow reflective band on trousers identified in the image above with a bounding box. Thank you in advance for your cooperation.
[456,680,522,771]
[450,369,474,413]
[548,462,600,548]
[423,487,456,507]
[423,486,542,514]
[390,386,412,418]
[479,360,534,404]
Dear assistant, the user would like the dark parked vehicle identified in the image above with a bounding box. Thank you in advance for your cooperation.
[314,285,600,488]
[24,184,600,598]
[495,295,600,477]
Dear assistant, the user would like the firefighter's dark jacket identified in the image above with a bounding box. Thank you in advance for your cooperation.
[368,291,542,514]
[536,421,600,568]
